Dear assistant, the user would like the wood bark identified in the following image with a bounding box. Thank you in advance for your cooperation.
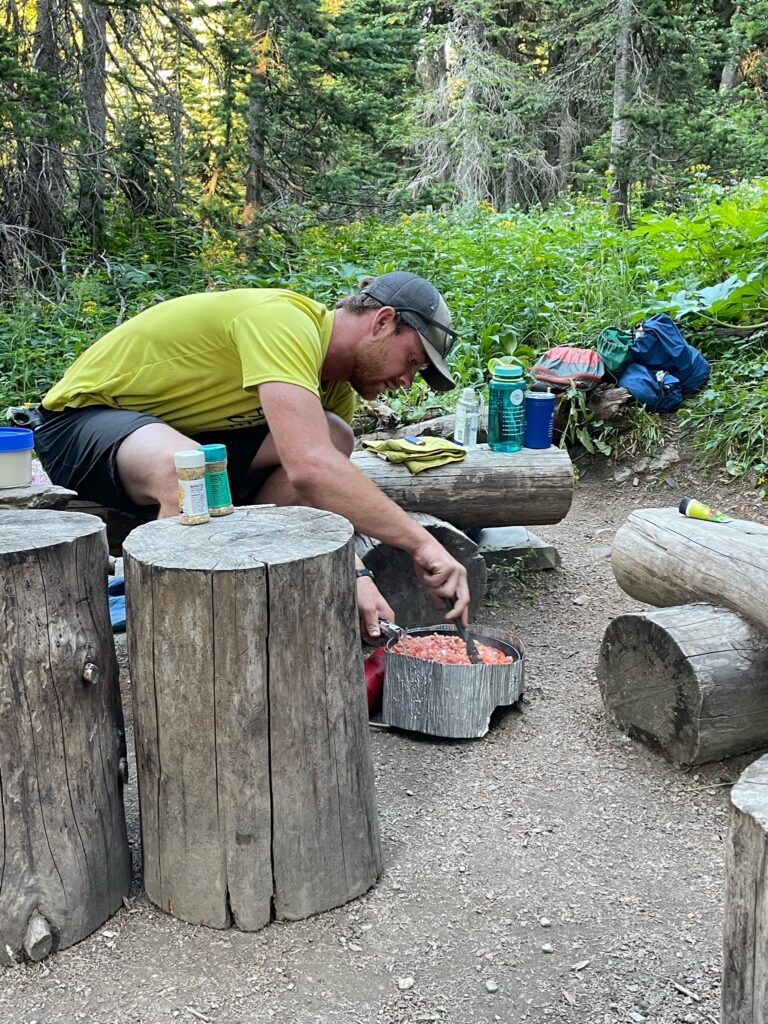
[723,754,768,1021]
[124,506,381,931]
[77,0,109,251]
[607,0,634,227]
[383,625,525,738]
[0,510,130,964]
[355,514,487,629]
[611,507,768,633]
[243,8,271,222]
[352,444,574,529]
[598,604,768,765]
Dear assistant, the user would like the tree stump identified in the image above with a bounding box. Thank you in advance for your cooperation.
[355,513,487,629]
[598,604,768,765]
[723,753,768,1021]
[0,510,130,965]
[611,507,768,632]
[123,506,382,931]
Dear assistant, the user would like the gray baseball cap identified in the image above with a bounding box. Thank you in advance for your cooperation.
[361,271,457,392]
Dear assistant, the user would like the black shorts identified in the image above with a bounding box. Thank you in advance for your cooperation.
[35,406,273,516]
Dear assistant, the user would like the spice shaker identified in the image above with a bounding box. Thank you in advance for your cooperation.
[200,443,234,516]
[174,449,210,525]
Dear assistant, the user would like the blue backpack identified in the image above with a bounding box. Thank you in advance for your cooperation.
[617,363,684,413]
[630,313,710,395]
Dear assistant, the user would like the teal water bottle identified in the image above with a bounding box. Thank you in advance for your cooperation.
[487,362,527,452]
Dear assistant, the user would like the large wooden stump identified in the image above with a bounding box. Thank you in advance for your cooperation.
[0,510,130,964]
[355,513,487,629]
[598,604,768,765]
[611,507,768,632]
[351,444,573,528]
[723,754,768,1021]
[123,506,381,931]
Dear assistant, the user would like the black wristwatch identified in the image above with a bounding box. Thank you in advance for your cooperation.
[355,568,375,581]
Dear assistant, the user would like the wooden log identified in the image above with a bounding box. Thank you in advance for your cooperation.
[611,507,768,633]
[0,482,76,510]
[124,506,381,931]
[0,509,131,965]
[597,604,768,765]
[723,754,768,1021]
[382,625,525,738]
[351,443,574,528]
[355,513,487,629]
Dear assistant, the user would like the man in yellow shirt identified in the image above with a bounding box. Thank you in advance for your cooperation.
[37,271,470,636]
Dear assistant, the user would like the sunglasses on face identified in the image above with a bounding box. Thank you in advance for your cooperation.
[394,308,459,357]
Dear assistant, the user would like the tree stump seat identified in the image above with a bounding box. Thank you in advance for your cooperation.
[123,505,381,931]
[598,604,768,765]
[0,509,131,964]
[723,754,768,1021]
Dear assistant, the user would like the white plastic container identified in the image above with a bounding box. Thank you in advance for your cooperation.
[0,427,34,488]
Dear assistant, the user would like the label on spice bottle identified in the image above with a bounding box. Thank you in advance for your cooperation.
[178,478,209,523]
[205,470,232,511]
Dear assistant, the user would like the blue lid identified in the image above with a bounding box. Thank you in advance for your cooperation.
[0,427,34,452]
[200,443,228,462]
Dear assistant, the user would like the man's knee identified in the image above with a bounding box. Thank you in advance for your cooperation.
[326,413,354,457]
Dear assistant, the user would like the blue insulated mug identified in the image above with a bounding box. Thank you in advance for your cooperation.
[523,391,556,449]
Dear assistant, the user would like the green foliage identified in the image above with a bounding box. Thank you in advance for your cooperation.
[680,330,768,494]
[2,179,768,486]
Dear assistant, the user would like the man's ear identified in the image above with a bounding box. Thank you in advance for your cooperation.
[370,305,397,336]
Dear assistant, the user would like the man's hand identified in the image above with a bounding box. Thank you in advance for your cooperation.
[411,537,470,625]
[357,575,395,644]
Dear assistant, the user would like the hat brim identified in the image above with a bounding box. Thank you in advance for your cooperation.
[419,334,456,392]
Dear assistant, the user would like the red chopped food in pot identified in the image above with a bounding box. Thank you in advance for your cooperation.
[392,634,513,665]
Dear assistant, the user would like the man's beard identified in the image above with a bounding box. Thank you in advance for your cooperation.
[349,334,397,399]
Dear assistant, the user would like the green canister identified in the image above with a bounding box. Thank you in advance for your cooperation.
[200,443,234,516]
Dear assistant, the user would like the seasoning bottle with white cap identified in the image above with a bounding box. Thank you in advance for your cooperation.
[174,450,210,525]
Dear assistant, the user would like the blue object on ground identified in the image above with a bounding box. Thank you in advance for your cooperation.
[108,575,126,632]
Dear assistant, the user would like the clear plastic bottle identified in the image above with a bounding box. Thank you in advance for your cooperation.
[453,387,481,451]
[487,363,526,452]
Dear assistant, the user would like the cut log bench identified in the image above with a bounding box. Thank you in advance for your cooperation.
[0,510,131,964]
[351,444,574,530]
[123,505,382,930]
[600,507,768,765]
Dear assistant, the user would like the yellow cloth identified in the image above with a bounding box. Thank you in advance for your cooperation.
[42,289,357,434]
[362,436,467,474]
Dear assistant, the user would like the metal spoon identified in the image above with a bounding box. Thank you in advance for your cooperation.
[449,598,481,664]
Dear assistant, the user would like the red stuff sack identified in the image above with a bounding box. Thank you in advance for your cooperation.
[530,346,605,392]
[364,647,386,715]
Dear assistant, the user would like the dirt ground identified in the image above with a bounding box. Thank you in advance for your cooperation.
[2,451,765,1024]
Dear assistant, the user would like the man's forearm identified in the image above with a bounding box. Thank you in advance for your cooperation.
[292,449,431,554]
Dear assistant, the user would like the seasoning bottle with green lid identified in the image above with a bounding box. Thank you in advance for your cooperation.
[175,449,210,525]
[200,443,234,516]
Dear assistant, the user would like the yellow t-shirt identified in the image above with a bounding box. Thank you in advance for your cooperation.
[42,289,357,434]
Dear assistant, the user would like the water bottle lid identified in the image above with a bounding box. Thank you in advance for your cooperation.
[460,387,476,403]
[491,363,523,380]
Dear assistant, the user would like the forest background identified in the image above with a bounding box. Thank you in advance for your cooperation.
[1,0,767,486]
